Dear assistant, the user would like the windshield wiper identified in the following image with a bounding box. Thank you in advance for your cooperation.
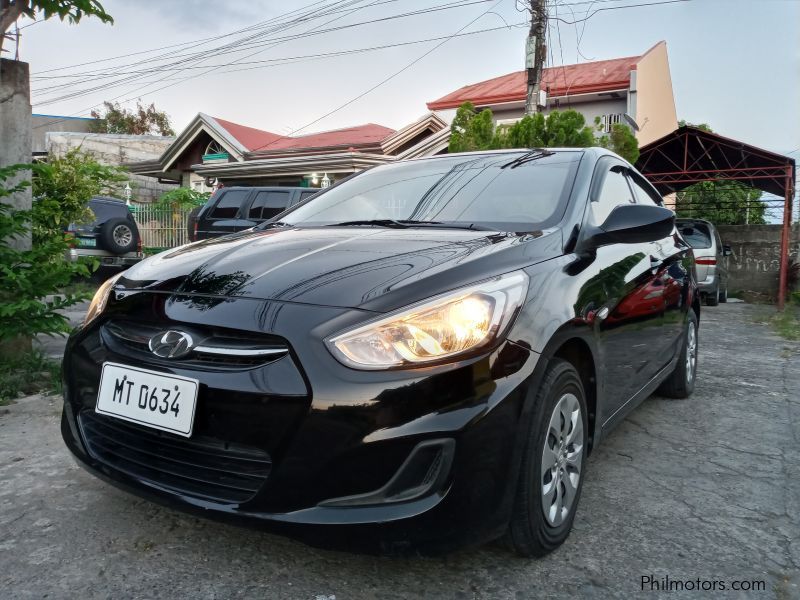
[328,219,492,231]
[327,219,412,228]
[500,148,554,169]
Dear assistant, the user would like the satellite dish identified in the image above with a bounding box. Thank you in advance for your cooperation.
[622,113,640,132]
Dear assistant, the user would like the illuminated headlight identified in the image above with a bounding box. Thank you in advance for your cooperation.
[327,271,528,369]
[83,271,124,326]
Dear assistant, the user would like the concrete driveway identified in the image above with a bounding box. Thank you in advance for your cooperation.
[2,303,798,599]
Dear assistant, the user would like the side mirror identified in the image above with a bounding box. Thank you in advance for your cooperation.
[722,244,732,257]
[583,204,675,250]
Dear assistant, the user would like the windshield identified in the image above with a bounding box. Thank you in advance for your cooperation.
[678,222,713,249]
[276,151,582,231]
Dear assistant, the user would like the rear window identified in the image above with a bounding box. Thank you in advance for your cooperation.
[679,223,712,249]
[89,200,126,221]
[249,190,291,220]
[209,190,249,219]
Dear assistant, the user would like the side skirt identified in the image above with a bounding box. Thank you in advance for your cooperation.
[598,353,679,435]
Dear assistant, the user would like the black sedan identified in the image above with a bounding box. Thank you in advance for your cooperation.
[62,148,699,556]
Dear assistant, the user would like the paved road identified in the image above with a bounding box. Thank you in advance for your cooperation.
[2,303,798,599]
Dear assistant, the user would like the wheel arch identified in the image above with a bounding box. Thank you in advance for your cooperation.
[536,328,600,454]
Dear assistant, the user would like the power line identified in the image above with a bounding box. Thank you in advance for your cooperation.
[31,0,365,75]
[31,24,527,81]
[32,0,375,102]
[31,0,493,96]
[250,0,504,153]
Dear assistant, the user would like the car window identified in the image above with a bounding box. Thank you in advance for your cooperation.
[249,191,291,220]
[209,190,249,219]
[591,167,634,225]
[299,191,317,202]
[628,176,663,207]
[89,200,125,222]
[278,152,582,231]
[678,223,713,249]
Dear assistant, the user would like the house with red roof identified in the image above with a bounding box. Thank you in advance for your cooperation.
[426,41,677,147]
[128,112,449,191]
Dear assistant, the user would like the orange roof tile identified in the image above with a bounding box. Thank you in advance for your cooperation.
[211,118,395,154]
[427,55,640,111]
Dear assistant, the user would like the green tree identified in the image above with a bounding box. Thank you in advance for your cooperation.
[1,0,112,53]
[447,102,639,164]
[31,148,128,244]
[89,100,175,136]
[674,120,765,225]
[0,165,94,346]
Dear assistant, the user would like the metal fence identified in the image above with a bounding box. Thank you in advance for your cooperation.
[130,203,192,252]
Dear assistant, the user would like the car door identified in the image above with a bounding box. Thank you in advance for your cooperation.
[241,189,293,227]
[196,189,253,239]
[627,171,688,366]
[583,161,667,421]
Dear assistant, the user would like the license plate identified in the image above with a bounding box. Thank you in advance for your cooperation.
[95,362,198,437]
[77,237,97,247]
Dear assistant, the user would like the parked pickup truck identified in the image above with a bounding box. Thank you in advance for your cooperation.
[65,196,143,268]
[188,186,320,241]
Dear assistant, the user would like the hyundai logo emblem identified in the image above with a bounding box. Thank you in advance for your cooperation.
[149,330,195,359]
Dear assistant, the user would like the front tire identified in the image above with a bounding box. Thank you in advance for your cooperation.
[657,310,698,399]
[507,359,588,557]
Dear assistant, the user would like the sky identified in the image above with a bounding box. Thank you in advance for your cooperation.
[17,0,800,158]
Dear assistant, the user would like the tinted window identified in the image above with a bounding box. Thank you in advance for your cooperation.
[299,191,318,202]
[279,152,582,231]
[249,191,291,220]
[89,200,126,222]
[592,168,634,224]
[679,223,712,249]
[629,176,662,207]
[209,190,248,219]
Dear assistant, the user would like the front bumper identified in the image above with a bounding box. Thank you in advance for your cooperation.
[61,292,539,552]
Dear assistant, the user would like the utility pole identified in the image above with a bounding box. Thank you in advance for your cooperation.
[524,0,547,115]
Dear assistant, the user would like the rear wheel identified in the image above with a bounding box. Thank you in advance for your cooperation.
[718,283,728,303]
[507,359,588,557]
[657,310,698,399]
[100,218,138,254]
[706,284,719,307]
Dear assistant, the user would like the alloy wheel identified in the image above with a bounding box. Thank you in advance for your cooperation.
[113,224,133,247]
[686,321,697,384]
[540,392,584,527]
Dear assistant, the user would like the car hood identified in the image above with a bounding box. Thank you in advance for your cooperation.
[120,226,563,312]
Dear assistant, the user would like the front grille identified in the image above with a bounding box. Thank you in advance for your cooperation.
[102,320,289,369]
[78,410,272,504]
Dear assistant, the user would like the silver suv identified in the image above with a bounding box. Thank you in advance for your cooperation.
[677,218,731,305]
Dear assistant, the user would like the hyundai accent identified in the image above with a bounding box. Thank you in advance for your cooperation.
[62,148,699,556]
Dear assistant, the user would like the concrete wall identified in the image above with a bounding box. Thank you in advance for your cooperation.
[717,224,800,295]
[632,42,678,146]
[32,114,93,155]
[46,132,177,203]
[0,59,32,249]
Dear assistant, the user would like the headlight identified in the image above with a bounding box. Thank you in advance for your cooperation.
[84,271,124,325]
[327,271,528,369]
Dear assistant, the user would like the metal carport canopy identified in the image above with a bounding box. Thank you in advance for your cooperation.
[635,125,796,309]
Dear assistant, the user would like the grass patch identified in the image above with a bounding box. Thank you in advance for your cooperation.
[0,350,62,405]
[770,308,800,341]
